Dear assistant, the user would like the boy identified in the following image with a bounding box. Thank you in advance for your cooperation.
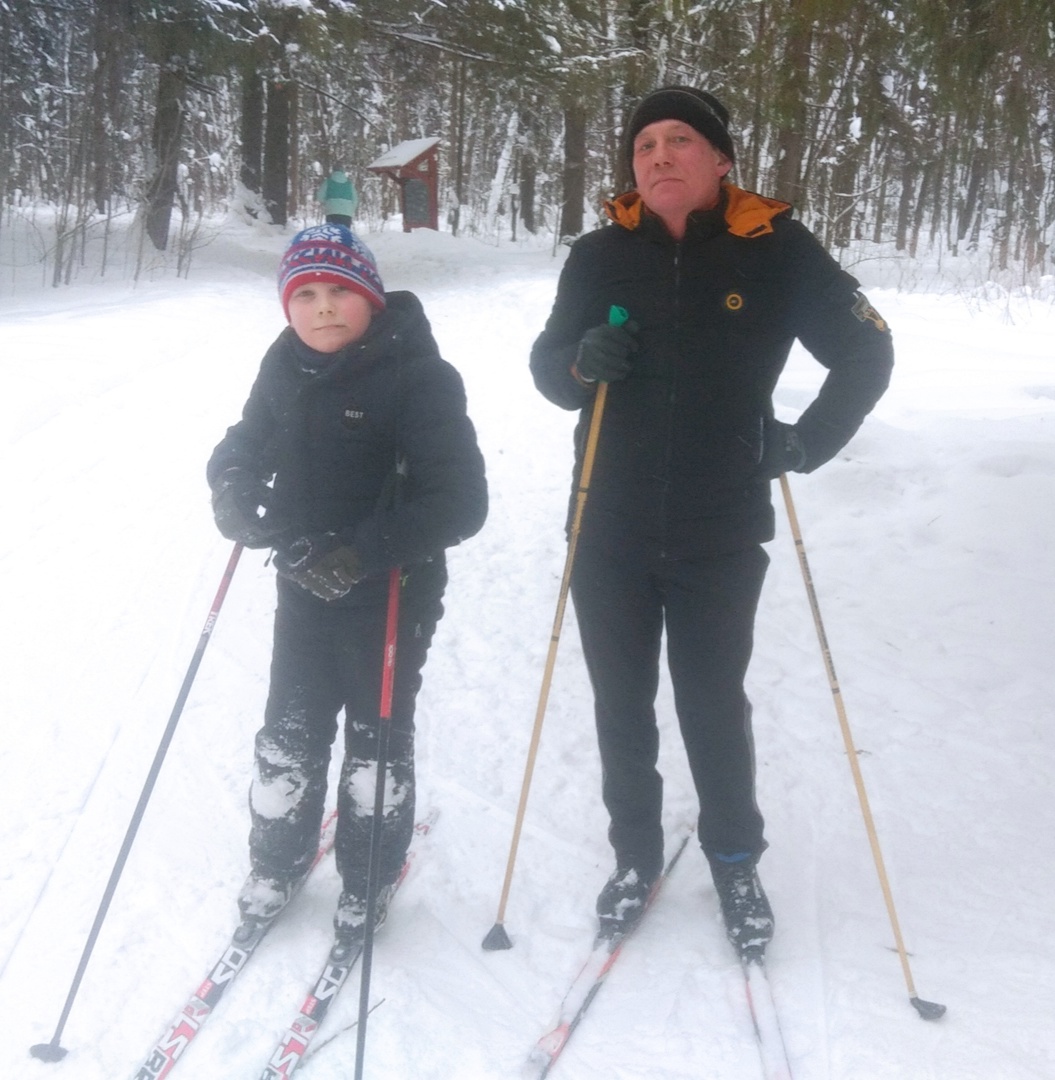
[208,223,487,956]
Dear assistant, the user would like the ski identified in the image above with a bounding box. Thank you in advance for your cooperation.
[525,830,692,1079]
[258,809,438,1080]
[133,809,339,1080]
[258,946,361,1079]
[741,952,793,1080]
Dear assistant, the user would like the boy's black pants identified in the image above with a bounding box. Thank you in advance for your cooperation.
[570,538,769,879]
[249,576,442,895]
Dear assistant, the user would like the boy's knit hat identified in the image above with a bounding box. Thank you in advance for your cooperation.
[278,223,385,319]
[625,86,735,165]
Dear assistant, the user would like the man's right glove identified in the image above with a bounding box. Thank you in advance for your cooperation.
[211,468,286,548]
[572,320,640,384]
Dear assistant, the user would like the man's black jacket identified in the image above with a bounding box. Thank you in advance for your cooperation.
[530,184,893,556]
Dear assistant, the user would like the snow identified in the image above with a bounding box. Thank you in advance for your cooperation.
[2,219,1054,1080]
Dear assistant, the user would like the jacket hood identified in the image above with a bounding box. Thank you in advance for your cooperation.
[279,290,438,382]
[603,183,791,238]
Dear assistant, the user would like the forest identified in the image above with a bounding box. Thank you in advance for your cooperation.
[2,0,1053,288]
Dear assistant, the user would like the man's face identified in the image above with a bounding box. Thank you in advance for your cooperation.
[632,119,732,230]
[287,283,373,353]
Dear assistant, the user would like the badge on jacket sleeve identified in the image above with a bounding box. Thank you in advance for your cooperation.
[851,291,888,332]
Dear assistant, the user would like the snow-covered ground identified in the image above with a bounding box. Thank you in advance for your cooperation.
[1,219,1053,1080]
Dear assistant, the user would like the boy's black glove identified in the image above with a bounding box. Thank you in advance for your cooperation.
[572,320,640,383]
[211,468,286,548]
[756,419,807,480]
[274,532,363,601]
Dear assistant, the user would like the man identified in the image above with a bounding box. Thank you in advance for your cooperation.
[529,87,893,955]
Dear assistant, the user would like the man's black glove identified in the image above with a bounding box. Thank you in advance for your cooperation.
[756,419,807,481]
[572,320,640,384]
[211,468,287,548]
[274,532,364,601]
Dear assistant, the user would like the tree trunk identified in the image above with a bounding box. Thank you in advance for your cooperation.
[520,148,537,235]
[240,64,264,198]
[957,152,986,249]
[1019,151,1048,271]
[288,79,300,215]
[144,64,186,251]
[872,172,888,245]
[613,0,654,193]
[518,106,538,235]
[894,162,916,253]
[261,7,300,226]
[743,0,769,194]
[558,103,586,241]
[828,155,857,250]
[450,58,468,236]
[89,0,130,214]
[262,76,291,225]
[909,159,936,259]
[772,2,811,208]
[996,151,1015,272]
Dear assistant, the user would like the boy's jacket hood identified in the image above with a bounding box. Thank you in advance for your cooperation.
[279,289,438,382]
[603,183,791,238]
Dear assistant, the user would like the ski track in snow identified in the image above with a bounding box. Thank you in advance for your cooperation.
[1,224,1053,1079]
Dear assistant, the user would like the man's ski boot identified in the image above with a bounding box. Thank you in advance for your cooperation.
[595,865,658,941]
[711,856,774,958]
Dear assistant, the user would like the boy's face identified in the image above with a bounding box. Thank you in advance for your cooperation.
[287,283,373,353]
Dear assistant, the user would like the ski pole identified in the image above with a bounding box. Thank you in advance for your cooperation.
[353,564,402,1080]
[30,542,245,1063]
[482,305,628,952]
[778,474,945,1020]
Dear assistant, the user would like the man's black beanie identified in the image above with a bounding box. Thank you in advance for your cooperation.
[625,86,735,165]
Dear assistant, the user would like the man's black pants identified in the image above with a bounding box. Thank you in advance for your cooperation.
[571,538,769,878]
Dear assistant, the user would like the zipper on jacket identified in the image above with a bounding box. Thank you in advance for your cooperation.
[658,241,682,555]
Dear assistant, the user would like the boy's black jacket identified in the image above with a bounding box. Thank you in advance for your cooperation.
[209,290,487,602]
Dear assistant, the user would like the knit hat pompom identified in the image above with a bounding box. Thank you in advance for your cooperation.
[625,86,735,165]
[278,223,385,319]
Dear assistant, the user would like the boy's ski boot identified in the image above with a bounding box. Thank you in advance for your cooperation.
[330,882,397,965]
[233,871,298,944]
